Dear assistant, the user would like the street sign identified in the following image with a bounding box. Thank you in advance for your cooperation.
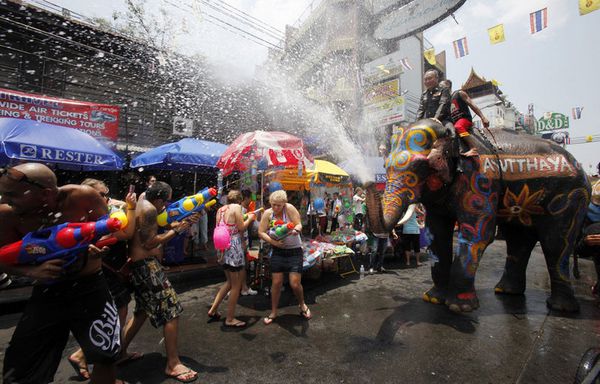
[364,96,406,126]
[537,112,570,132]
[374,0,467,40]
[363,50,405,83]
[364,79,399,105]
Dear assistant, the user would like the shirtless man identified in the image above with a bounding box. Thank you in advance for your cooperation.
[0,163,131,384]
[120,181,199,383]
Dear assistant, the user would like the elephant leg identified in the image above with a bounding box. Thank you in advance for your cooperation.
[446,214,497,313]
[538,188,588,312]
[538,226,581,312]
[422,212,455,305]
[494,224,538,295]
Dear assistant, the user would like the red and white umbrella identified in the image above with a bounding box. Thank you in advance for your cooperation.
[217,131,313,176]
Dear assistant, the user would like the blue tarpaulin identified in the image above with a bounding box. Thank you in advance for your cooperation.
[0,118,123,170]
[130,138,227,172]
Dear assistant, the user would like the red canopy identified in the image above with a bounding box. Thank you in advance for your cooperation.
[217,131,314,176]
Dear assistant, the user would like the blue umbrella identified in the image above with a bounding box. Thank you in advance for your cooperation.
[130,138,227,172]
[0,118,123,170]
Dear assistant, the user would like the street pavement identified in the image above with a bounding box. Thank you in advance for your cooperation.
[1,239,600,384]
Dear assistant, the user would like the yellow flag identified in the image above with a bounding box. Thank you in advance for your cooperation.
[488,24,505,44]
[580,0,600,15]
[491,79,502,86]
[424,49,436,65]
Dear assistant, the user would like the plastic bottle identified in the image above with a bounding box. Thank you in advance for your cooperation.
[359,265,365,279]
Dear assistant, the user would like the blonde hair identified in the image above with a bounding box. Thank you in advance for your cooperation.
[81,178,106,189]
[592,180,600,205]
[227,190,242,204]
[269,190,288,204]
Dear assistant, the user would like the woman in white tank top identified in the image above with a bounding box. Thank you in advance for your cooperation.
[258,190,312,325]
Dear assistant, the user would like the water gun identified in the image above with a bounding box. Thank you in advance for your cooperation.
[243,207,264,220]
[268,220,296,240]
[0,215,125,267]
[157,187,218,227]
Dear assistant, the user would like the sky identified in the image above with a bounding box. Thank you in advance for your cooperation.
[49,0,599,172]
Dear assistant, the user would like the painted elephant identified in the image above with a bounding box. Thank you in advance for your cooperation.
[366,119,590,313]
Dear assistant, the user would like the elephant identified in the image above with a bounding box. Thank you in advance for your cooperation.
[365,119,590,313]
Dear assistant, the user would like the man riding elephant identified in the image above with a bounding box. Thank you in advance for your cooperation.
[365,119,589,313]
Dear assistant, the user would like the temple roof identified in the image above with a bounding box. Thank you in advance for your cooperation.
[462,68,489,90]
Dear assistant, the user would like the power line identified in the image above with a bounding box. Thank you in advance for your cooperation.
[161,0,282,50]
[193,0,284,42]
[211,0,284,35]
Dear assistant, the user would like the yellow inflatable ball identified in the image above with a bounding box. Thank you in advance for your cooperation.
[110,210,128,229]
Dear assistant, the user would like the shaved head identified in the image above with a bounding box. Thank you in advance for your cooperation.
[12,163,57,190]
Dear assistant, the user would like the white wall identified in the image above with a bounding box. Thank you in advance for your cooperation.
[396,34,423,121]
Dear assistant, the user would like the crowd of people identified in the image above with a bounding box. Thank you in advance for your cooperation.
[1,68,599,384]
[0,163,318,383]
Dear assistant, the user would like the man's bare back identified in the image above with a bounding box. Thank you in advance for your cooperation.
[129,199,163,262]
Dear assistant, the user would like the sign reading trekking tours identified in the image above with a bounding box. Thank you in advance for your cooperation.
[0,88,120,141]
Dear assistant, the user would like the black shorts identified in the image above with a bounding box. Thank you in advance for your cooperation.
[223,264,244,272]
[3,271,121,384]
[103,267,133,309]
[402,234,421,253]
[270,247,304,274]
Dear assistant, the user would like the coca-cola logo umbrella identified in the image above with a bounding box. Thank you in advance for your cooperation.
[217,131,314,176]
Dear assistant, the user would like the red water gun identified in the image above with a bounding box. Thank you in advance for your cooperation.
[0,216,123,267]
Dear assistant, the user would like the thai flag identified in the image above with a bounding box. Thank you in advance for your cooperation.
[400,57,413,71]
[452,37,469,58]
[530,8,548,34]
[572,106,584,120]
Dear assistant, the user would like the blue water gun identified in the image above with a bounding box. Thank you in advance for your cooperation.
[157,187,218,227]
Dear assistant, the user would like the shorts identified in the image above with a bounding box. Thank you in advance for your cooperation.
[223,264,244,272]
[402,234,421,253]
[103,267,133,309]
[3,271,121,384]
[454,118,474,137]
[270,247,304,274]
[130,257,183,328]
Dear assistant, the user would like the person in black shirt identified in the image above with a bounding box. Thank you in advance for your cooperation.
[440,79,490,157]
[416,69,451,124]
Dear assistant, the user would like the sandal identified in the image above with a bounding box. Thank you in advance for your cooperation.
[165,369,198,383]
[224,319,246,328]
[67,357,90,380]
[207,311,222,323]
[299,305,312,320]
[263,315,276,325]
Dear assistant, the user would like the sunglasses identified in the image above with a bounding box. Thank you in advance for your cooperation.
[0,167,49,190]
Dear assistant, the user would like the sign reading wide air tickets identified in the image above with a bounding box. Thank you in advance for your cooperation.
[374,0,467,40]
[0,87,120,141]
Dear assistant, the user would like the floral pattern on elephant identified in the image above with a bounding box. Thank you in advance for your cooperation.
[497,185,545,226]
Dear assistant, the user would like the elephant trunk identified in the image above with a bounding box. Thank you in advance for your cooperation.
[365,182,404,236]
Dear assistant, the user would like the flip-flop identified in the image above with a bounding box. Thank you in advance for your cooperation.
[116,351,144,365]
[207,311,222,323]
[299,305,312,320]
[224,320,246,328]
[67,357,90,380]
[263,315,276,325]
[165,369,198,383]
